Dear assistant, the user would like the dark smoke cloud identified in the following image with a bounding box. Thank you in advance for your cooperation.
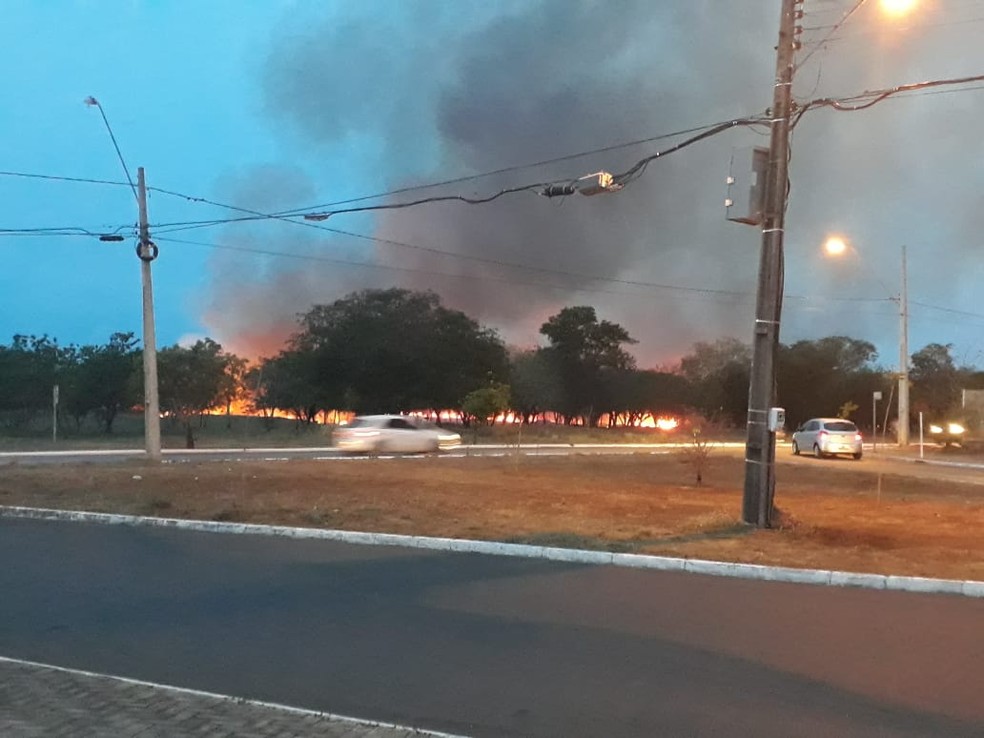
[204,0,984,368]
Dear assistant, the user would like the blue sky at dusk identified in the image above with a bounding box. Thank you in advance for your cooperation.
[3,0,984,369]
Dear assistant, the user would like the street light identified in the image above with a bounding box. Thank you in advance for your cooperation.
[85,96,162,462]
[821,236,909,447]
[879,0,918,18]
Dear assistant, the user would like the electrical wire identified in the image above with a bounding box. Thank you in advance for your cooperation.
[146,183,760,295]
[796,0,869,70]
[792,72,984,128]
[273,119,746,217]
[0,171,130,188]
[154,235,761,306]
[146,114,770,229]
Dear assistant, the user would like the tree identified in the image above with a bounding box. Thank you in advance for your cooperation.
[0,334,73,430]
[253,350,322,424]
[777,336,881,430]
[158,338,243,447]
[910,343,960,417]
[461,383,511,427]
[601,369,692,427]
[509,349,563,424]
[680,338,751,427]
[70,333,140,433]
[539,306,637,426]
[292,289,508,414]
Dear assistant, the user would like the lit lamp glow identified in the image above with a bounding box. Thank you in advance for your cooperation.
[823,236,848,256]
[879,0,917,17]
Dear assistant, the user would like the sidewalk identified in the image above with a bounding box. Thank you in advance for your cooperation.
[0,657,457,738]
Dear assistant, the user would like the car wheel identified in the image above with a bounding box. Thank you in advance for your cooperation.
[792,441,800,455]
[813,443,824,459]
[852,451,862,460]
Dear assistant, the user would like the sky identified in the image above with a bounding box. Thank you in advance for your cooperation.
[2,0,984,370]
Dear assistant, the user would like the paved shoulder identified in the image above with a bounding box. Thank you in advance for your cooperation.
[0,657,453,738]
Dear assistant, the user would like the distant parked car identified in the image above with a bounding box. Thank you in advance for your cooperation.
[333,415,461,454]
[791,418,863,460]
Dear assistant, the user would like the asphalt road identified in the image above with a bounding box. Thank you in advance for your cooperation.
[0,443,742,466]
[5,442,983,489]
[1,518,982,737]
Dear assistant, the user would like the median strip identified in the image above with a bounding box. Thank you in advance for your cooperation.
[3,505,981,598]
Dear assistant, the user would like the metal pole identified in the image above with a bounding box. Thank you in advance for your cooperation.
[743,0,799,527]
[52,384,59,443]
[898,245,910,447]
[137,168,162,461]
[872,394,877,453]
[919,411,924,459]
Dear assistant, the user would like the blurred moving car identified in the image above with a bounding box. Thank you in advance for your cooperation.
[333,415,461,454]
[928,420,966,447]
[791,418,863,460]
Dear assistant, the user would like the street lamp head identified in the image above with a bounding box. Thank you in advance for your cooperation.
[879,0,917,17]
[83,96,100,107]
[823,235,848,256]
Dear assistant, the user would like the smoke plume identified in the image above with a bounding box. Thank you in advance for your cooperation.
[203,0,984,367]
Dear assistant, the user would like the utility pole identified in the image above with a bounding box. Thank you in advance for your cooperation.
[742,0,801,527]
[137,167,162,461]
[898,244,910,446]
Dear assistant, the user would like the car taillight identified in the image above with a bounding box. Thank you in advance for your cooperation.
[855,433,862,442]
[818,430,828,439]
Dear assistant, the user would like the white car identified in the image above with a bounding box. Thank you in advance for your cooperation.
[333,415,461,454]
[791,418,863,460]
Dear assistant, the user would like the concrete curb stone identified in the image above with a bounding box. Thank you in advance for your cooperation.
[1,505,981,599]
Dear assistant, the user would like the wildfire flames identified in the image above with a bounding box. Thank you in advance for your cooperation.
[207,399,681,431]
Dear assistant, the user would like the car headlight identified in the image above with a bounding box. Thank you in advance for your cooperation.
[948,423,965,435]
[929,425,943,434]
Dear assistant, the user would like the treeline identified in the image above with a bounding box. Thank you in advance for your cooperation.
[2,288,981,438]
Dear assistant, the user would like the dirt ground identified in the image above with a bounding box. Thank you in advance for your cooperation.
[1,452,982,581]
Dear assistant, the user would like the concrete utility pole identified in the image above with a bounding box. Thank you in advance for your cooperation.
[137,167,162,461]
[898,244,910,446]
[742,0,801,527]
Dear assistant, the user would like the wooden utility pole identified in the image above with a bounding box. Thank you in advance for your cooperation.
[742,0,801,527]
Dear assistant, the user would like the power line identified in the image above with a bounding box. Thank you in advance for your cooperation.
[273,118,764,217]
[796,0,868,70]
[154,235,763,306]
[146,183,758,296]
[147,114,770,230]
[0,171,130,188]
[156,234,897,311]
[910,299,984,321]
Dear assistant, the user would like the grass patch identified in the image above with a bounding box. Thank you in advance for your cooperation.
[0,453,982,580]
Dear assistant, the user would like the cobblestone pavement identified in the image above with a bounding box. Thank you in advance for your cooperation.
[0,658,458,738]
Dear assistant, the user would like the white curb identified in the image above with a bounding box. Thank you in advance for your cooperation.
[1,505,981,599]
[0,655,468,738]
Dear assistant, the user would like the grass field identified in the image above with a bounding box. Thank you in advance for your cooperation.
[2,452,982,581]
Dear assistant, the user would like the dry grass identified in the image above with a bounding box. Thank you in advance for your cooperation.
[1,453,982,581]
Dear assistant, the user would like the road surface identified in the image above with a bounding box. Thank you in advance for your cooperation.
[1,518,981,737]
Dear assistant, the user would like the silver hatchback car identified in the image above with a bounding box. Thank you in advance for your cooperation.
[791,418,863,460]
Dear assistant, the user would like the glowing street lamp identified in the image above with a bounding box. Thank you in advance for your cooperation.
[879,0,918,18]
[823,235,848,257]
[821,237,910,446]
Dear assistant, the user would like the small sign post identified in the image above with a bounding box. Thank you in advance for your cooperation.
[872,391,883,452]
